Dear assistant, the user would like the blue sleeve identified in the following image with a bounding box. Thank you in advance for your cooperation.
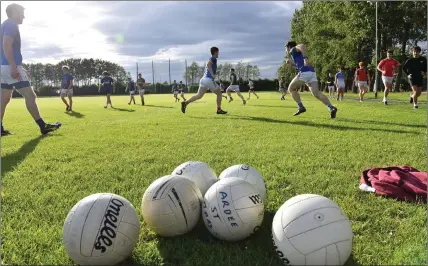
[290,47,300,57]
[69,74,74,80]
[3,21,18,38]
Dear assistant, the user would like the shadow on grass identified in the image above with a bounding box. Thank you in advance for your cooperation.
[111,107,135,112]
[120,210,362,266]
[339,118,426,129]
[250,104,296,109]
[191,115,420,135]
[65,110,85,118]
[1,135,43,176]
[144,105,175,109]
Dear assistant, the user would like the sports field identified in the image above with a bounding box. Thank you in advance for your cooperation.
[1,91,426,265]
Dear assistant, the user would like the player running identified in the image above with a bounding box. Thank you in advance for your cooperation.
[403,46,427,109]
[279,77,287,100]
[247,79,259,100]
[1,3,61,136]
[377,49,399,105]
[136,73,146,105]
[284,41,337,118]
[125,77,136,105]
[181,47,227,114]
[60,65,74,111]
[178,81,186,101]
[326,72,335,99]
[335,67,346,101]
[226,69,246,105]
[354,62,371,102]
[99,71,114,108]
[171,80,180,102]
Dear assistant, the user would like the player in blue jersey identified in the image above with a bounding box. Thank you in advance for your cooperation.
[60,65,74,111]
[1,3,61,136]
[335,67,346,101]
[125,77,136,105]
[181,47,227,114]
[99,71,114,108]
[284,41,337,118]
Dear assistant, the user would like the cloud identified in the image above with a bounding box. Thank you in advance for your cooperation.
[1,1,302,81]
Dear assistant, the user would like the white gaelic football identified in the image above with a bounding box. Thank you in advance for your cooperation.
[219,164,266,201]
[141,175,202,237]
[62,193,140,266]
[171,161,217,197]
[272,194,353,265]
[202,177,264,242]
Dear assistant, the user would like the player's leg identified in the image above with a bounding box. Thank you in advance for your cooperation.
[307,80,337,119]
[226,86,233,102]
[181,86,207,113]
[181,92,186,101]
[412,85,422,109]
[288,74,306,115]
[253,90,259,99]
[17,86,62,134]
[248,90,251,100]
[1,88,14,135]
[106,94,112,107]
[60,91,69,111]
[235,89,246,104]
[382,77,391,104]
[213,87,227,114]
[68,90,73,111]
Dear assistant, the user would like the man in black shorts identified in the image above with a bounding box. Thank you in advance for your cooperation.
[403,46,427,109]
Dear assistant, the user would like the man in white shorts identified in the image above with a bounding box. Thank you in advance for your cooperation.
[226,68,246,105]
[284,41,337,118]
[60,65,74,111]
[181,47,227,114]
[1,3,61,136]
[178,81,186,101]
[377,49,399,105]
[326,72,335,99]
[335,67,346,101]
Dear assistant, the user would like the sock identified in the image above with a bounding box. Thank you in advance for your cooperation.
[217,106,221,111]
[35,118,45,129]
[297,102,304,109]
[414,103,418,107]
[327,103,334,110]
[383,97,387,102]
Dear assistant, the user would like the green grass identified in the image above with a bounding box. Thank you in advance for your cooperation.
[1,91,426,265]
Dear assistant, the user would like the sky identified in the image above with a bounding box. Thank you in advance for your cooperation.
[1,1,302,82]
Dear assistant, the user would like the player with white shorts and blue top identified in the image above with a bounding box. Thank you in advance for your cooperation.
[1,3,61,135]
[181,47,227,114]
[285,41,337,119]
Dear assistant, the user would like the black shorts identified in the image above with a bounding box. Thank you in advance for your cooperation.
[409,75,423,87]
[249,88,255,91]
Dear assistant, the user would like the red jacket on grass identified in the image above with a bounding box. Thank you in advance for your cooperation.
[360,166,427,203]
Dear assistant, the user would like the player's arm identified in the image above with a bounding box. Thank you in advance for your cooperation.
[206,60,215,79]
[377,60,384,73]
[68,76,73,89]
[422,57,427,76]
[295,44,311,66]
[402,59,411,76]
[354,70,359,83]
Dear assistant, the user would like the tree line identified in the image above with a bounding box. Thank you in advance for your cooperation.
[277,1,427,92]
[184,61,261,85]
[22,58,128,90]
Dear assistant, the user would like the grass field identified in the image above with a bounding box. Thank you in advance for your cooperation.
[1,91,426,265]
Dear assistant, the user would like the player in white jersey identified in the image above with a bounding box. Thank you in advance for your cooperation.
[181,47,227,114]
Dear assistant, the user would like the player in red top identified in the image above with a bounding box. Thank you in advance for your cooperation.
[377,49,399,105]
[354,62,371,102]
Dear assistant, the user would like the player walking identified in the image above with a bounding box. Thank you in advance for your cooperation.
[60,65,74,111]
[136,73,146,105]
[1,3,61,136]
[335,67,346,101]
[126,77,136,105]
[99,71,114,108]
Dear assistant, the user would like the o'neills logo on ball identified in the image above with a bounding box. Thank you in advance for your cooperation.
[94,198,124,253]
[241,165,250,170]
